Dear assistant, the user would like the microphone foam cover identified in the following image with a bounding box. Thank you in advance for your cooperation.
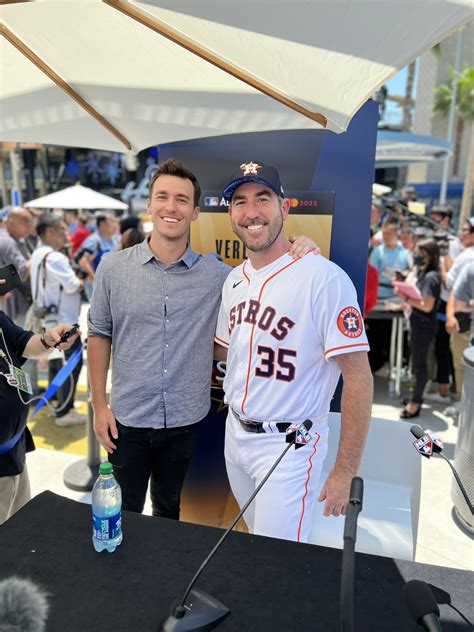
[403,580,440,623]
[0,577,49,632]
[410,425,424,439]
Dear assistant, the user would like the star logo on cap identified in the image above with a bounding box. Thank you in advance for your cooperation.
[240,161,262,176]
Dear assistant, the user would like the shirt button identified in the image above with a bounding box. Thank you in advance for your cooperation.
[164,271,167,274]
[166,319,170,323]
[164,369,167,373]
[165,295,169,299]
[164,391,167,395]
[165,344,169,348]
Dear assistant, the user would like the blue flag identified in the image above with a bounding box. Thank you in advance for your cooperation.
[30,345,83,419]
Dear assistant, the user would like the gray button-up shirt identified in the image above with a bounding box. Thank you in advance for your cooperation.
[88,239,230,428]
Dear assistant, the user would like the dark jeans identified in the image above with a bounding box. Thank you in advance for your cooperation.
[109,421,200,519]
[410,321,436,404]
[48,336,83,418]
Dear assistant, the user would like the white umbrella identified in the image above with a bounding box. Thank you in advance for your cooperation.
[372,183,392,197]
[0,1,472,152]
[24,183,128,210]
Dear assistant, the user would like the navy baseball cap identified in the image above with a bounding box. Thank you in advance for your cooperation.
[223,161,285,202]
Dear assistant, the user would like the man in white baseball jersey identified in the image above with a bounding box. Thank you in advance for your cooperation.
[214,161,373,543]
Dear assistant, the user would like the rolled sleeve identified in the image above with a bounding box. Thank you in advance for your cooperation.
[87,262,113,338]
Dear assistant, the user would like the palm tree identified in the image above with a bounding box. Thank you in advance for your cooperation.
[402,61,417,131]
[433,66,474,224]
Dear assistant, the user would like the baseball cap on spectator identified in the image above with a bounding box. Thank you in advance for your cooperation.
[223,161,285,202]
[414,226,433,239]
[430,204,453,219]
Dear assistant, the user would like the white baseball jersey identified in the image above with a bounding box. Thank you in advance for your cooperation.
[214,252,369,427]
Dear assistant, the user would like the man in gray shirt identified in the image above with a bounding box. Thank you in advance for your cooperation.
[0,207,34,325]
[88,159,313,519]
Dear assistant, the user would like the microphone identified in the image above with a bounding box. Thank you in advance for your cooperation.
[340,476,364,632]
[0,577,49,632]
[160,420,314,632]
[410,425,473,515]
[403,579,442,631]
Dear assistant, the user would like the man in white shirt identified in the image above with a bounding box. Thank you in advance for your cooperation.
[31,214,85,426]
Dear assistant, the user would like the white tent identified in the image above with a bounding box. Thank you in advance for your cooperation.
[24,184,128,210]
[0,1,472,153]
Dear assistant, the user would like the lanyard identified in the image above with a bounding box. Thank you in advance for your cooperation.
[0,428,24,455]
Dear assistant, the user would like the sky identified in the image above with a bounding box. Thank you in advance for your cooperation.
[383,65,418,124]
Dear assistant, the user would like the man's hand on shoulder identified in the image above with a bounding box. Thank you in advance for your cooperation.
[288,234,320,259]
[93,405,118,454]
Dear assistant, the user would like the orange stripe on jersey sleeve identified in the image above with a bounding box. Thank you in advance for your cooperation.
[324,342,369,357]
[214,335,229,348]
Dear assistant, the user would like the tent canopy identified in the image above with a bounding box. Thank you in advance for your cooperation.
[24,184,128,210]
[0,1,472,152]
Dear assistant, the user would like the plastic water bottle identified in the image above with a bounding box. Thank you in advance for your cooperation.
[92,462,123,553]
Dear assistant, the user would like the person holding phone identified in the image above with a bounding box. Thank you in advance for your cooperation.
[394,239,441,419]
[0,287,81,524]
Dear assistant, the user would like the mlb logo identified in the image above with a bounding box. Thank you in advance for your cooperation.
[414,436,433,457]
[204,196,220,207]
[296,424,311,445]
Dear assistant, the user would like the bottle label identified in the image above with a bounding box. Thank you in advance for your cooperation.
[93,512,122,541]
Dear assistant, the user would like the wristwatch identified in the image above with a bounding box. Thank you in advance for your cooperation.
[39,332,53,350]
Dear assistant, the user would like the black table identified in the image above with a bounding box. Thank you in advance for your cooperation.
[1,492,472,632]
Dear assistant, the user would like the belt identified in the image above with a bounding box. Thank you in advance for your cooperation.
[231,409,292,434]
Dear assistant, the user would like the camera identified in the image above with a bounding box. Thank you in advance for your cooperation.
[33,304,58,319]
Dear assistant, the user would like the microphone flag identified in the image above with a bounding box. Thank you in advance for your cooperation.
[285,420,312,449]
[413,434,433,458]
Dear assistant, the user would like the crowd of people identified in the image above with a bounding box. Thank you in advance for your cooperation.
[0,205,149,524]
[1,159,373,541]
[0,169,472,537]
[0,207,147,427]
[365,190,474,419]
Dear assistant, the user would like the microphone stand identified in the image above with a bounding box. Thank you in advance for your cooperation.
[437,452,474,515]
[410,426,473,515]
[160,424,310,632]
[340,477,364,632]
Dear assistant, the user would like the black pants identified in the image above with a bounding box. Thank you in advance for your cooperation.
[109,421,200,519]
[410,320,436,404]
[48,336,83,417]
